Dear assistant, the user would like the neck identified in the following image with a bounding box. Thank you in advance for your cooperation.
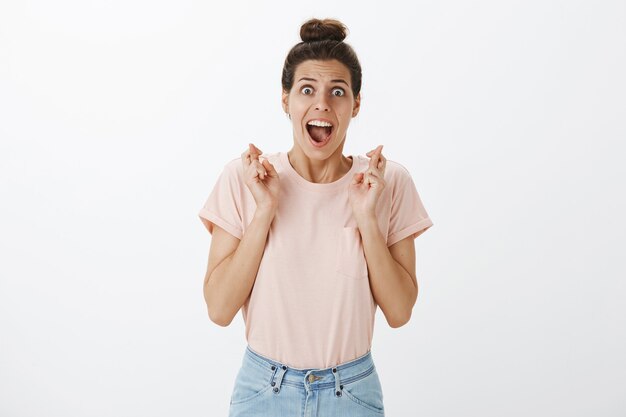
[287,148,352,184]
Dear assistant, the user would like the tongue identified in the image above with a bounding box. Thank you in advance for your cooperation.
[309,125,331,142]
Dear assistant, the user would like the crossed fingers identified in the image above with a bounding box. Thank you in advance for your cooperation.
[241,143,267,180]
[365,145,386,179]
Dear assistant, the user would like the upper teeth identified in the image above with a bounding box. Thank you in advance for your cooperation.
[307,120,333,127]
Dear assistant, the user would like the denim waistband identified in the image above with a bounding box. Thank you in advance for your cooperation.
[243,345,376,392]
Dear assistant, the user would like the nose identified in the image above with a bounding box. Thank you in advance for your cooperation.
[315,95,330,112]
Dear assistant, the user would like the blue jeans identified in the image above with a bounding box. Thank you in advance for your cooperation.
[228,345,385,416]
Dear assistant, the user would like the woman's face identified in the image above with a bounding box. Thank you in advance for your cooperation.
[282,59,360,157]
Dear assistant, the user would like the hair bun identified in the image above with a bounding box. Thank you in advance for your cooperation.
[300,18,347,43]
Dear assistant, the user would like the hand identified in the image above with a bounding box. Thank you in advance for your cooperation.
[241,143,280,213]
[348,145,386,223]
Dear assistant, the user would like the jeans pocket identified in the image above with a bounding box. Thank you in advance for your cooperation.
[342,366,385,414]
[229,361,274,406]
[335,226,368,279]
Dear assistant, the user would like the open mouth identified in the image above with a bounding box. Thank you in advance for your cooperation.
[306,122,334,144]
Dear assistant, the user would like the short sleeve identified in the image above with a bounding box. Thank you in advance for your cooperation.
[387,167,434,247]
[197,160,244,240]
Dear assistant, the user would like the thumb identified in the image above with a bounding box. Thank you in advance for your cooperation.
[351,172,364,185]
[262,159,277,176]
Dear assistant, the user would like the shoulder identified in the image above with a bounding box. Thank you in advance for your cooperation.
[223,156,241,172]
[385,158,412,181]
[212,157,244,188]
[354,154,413,185]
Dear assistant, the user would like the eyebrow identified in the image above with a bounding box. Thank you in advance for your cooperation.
[297,77,349,87]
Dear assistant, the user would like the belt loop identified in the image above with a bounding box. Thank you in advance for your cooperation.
[272,364,287,394]
[332,366,343,398]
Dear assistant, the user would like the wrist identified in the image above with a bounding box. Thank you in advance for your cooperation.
[255,204,277,219]
[355,212,377,229]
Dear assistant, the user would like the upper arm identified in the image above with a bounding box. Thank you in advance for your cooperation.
[389,235,417,293]
[204,224,241,287]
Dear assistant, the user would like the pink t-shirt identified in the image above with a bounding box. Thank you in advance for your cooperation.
[198,151,433,369]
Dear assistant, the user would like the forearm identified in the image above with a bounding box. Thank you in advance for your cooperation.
[205,207,275,326]
[358,215,416,327]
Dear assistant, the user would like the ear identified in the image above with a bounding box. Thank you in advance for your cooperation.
[352,92,361,118]
[281,90,289,114]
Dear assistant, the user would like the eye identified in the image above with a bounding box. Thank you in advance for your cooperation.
[301,86,314,95]
[332,88,345,97]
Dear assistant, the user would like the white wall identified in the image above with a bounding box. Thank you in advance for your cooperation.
[1,0,624,416]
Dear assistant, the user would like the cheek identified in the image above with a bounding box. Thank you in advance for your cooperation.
[293,105,306,116]
[338,112,351,126]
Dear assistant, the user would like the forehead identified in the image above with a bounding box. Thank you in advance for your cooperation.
[294,59,351,84]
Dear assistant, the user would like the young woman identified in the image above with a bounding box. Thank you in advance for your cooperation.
[198,17,433,417]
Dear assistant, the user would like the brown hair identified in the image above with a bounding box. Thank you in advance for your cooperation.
[281,18,362,99]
